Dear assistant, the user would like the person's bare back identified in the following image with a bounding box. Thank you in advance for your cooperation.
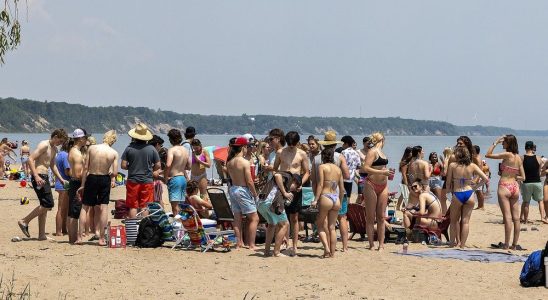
[165,145,190,179]
[227,156,252,188]
[86,144,118,175]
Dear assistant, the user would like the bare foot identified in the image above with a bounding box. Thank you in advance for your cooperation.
[367,244,375,250]
[322,252,331,258]
[274,252,287,257]
[38,236,56,242]
[376,246,384,252]
[52,233,63,237]
[98,239,107,246]
[541,219,548,225]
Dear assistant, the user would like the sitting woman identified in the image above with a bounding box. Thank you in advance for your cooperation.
[185,180,213,219]
[402,179,443,230]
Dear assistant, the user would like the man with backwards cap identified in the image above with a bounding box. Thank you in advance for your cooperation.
[66,128,89,244]
[121,123,161,218]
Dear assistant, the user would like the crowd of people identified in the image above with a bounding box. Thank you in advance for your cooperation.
[4,125,548,256]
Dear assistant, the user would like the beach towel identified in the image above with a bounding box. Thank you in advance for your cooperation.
[398,249,527,263]
[146,202,173,241]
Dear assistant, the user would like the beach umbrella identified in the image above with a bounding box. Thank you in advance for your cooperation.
[213,147,229,162]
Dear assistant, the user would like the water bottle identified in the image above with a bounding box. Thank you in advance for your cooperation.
[402,240,409,254]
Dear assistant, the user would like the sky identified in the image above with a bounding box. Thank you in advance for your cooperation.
[0,1,547,130]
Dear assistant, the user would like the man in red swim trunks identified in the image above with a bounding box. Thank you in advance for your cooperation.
[121,123,161,218]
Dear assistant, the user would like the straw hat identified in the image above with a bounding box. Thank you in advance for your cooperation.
[318,130,343,145]
[128,123,153,141]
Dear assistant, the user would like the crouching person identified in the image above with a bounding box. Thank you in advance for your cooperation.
[257,171,302,257]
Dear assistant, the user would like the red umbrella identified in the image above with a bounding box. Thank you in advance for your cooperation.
[213,147,229,162]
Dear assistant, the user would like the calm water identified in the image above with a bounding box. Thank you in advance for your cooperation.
[3,133,547,204]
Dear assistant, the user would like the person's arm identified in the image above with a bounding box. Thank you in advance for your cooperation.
[401,164,409,186]
[423,161,432,179]
[361,150,390,176]
[338,169,345,201]
[485,136,510,159]
[418,194,427,215]
[196,151,211,168]
[120,148,129,170]
[244,161,258,198]
[471,164,489,191]
[164,148,174,182]
[517,156,525,182]
[78,149,91,192]
[446,163,454,192]
[274,173,293,200]
[312,165,325,207]
[339,154,350,180]
[190,195,212,209]
[110,152,119,187]
[300,152,310,188]
[272,150,281,171]
[537,156,543,178]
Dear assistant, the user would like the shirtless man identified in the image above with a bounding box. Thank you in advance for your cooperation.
[227,137,259,250]
[165,129,191,216]
[17,129,68,240]
[78,130,118,246]
[406,146,431,208]
[67,129,89,244]
[273,131,310,256]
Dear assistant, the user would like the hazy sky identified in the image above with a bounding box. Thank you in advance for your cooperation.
[1,1,547,130]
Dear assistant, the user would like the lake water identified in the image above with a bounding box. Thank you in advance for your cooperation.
[2,133,547,204]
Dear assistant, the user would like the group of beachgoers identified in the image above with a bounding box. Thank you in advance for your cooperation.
[6,124,548,256]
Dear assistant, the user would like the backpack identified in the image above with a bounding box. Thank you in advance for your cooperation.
[113,200,128,219]
[134,217,164,248]
[520,240,548,287]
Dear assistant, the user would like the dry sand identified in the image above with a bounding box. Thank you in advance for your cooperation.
[0,179,547,299]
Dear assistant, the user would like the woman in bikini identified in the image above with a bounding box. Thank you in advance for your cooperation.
[396,147,412,211]
[190,139,212,202]
[356,137,371,205]
[185,180,213,219]
[311,146,344,258]
[428,152,446,214]
[20,140,31,178]
[404,179,443,231]
[485,135,525,250]
[446,146,488,248]
[441,147,453,212]
[406,146,431,211]
[361,132,394,251]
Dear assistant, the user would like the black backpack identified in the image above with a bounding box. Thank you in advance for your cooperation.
[134,217,164,248]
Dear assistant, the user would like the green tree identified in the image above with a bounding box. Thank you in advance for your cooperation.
[0,0,21,64]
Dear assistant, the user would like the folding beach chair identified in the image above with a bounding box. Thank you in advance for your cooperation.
[347,203,367,240]
[172,204,234,252]
[208,187,235,230]
[412,209,450,244]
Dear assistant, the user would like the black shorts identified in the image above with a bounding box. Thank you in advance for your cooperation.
[343,181,353,198]
[286,190,302,215]
[83,174,111,206]
[68,179,82,219]
[31,174,54,209]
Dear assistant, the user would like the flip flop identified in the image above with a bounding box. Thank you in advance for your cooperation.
[513,245,527,251]
[88,235,99,242]
[18,221,30,238]
[490,242,504,249]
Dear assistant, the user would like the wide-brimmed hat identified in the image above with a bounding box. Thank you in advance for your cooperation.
[128,123,153,141]
[318,130,343,145]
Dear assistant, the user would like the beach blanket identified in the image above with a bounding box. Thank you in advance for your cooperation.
[398,249,527,263]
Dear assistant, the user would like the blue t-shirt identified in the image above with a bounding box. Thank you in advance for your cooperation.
[54,151,70,190]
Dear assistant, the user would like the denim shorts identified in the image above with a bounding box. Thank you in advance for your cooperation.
[228,185,257,215]
[429,176,443,190]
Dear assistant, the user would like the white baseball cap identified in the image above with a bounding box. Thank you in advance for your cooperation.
[72,128,87,138]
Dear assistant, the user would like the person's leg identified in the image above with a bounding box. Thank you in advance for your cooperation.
[245,212,259,250]
[363,182,378,249]
[289,213,299,253]
[232,212,245,248]
[449,197,462,247]
[264,224,275,256]
[509,195,521,249]
[497,186,512,249]
[375,186,389,250]
[88,208,96,236]
[37,209,49,240]
[79,205,89,239]
[459,196,475,248]
[434,188,447,214]
[93,204,107,246]
[315,196,331,257]
[126,181,138,218]
[475,189,484,209]
[327,205,340,257]
[520,200,529,224]
[273,222,289,256]
[338,214,349,251]
[544,184,548,223]
[55,190,67,236]
[199,176,209,201]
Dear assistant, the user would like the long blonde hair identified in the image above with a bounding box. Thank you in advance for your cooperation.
[442,147,453,160]
[369,132,384,147]
[103,130,117,146]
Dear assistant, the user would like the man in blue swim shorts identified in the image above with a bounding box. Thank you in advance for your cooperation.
[165,129,191,216]
[226,136,260,250]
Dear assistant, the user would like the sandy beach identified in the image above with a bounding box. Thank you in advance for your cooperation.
[0,179,546,299]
